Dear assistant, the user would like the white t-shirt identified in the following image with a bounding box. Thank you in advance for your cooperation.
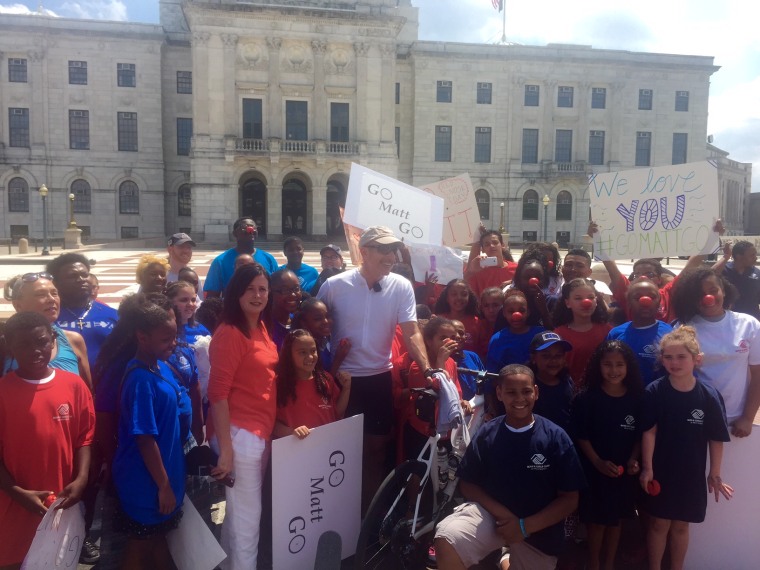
[690,311,760,422]
[317,269,417,376]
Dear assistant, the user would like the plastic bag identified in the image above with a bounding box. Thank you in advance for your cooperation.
[21,498,85,569]
[167,495,226,570]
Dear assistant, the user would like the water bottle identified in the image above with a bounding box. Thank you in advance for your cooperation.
[436,445,449,486]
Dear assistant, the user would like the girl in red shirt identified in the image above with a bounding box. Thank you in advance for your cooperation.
[274,329,351,439]
[434,279,481,355]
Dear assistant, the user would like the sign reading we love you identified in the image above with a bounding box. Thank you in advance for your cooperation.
[589,161,721,260]
[343,163,445,246]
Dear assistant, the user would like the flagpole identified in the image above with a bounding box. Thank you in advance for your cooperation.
[500,1,507,43]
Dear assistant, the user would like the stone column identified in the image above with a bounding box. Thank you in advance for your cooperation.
[267,37,282,139]
[542,80,557,162]
[353,42,371,142]
[0,52,4,140]
[207,35,225,137]
[28,49,46,152]
[267,183,283,238]
[221,34,239,137]
[311,185,327,236]
[379,43,396,143]
[192,32,211,136]
[312,40,327,140]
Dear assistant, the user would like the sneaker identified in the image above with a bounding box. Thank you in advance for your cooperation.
[79,537,100,564]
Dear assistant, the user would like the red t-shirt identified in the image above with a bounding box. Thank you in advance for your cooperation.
[611,275,677,323]
[0,369,95,566]
[391,355,462,436]
[277,373,341,430]
[554,323,612,388]
[475,318,496,360]
[441,313,481,355]
[466,262,517,298]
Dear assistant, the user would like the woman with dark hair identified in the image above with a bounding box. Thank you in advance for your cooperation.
[494,253,554,330]
[671,268,760,438]
[207,263,279,569]
[523,241,563,297]
[465,229,518,297]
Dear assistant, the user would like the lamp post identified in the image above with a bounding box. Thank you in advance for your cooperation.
[68,193,77,228]
[39,184,49,256]
[542,194,550,242]
[499,201,506,233]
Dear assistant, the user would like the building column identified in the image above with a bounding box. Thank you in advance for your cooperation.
[267,37,282,139]
[354,42,371,142]
[312,40,327,140]
[221,34,239,137]
[28,49,46,151]
[541,80,557,162]
[311,185,327,236]
[379,43,396,143]
[192,32,210,136]
[207,35,225,137]
[267,183,283,238]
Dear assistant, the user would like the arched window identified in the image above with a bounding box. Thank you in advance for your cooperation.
[119,180,139,214]
[556,190,572,221]
[71,179,91,214]
[178,184,191,217]
[522,189,538,220]
[8,177,29,212]
[475,188,490,220]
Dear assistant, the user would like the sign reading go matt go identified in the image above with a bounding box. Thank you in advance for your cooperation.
[343,163,445,245]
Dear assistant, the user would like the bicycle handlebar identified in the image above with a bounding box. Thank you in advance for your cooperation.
[456,368,499,378]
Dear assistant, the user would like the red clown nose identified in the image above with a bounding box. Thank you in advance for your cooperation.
[246,226,255,235]
[648,480,661,496]
[511,312,525,322]
[44,493,57,508]
[547,260,555,270]
[528,277,540,287]
[702,294,716,307]
[638,296,654,308]
[580,299,594,310]
[617,465,624,477]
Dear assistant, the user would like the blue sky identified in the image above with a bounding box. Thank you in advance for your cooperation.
[3,0,758,190]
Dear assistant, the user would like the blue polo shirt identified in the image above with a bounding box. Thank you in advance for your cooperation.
[203,247,278,294]
[723,261,760,320]
[279,262,319,293]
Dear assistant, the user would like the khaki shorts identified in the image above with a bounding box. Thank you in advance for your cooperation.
[435,502,557,570]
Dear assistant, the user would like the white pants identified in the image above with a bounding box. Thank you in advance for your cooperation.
[214,426,268,570]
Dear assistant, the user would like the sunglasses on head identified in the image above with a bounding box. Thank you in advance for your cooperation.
[9,272,54,300]
[366,243,400,255]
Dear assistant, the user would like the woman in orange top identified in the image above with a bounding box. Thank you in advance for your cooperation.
[208,263,279,570]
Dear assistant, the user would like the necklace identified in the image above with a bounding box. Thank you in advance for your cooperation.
[62,301,93,330]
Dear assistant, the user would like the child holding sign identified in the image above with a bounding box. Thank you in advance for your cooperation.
[639,327,732,570]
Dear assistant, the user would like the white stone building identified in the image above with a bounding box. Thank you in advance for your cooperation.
[0,0,724,246]
[705,143,752,236]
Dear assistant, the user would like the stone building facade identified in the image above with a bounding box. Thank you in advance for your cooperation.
[0,0,726,245]
[706,143,752,236]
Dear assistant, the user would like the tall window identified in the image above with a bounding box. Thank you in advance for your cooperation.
[8,58,27,83]
[117,63,136,87]
[588,130,605,165]
[591,87,606,109]
[285,101,308,140]
[436,81,452,103]
[330,103,349,142]
[117,112,138,151]
[395,126,400,158]
[242,98,263,139]
[474,127,491,163]
[477,82,492,104]
[524,85,539,106]
[69,110,89,150]
[522,189,539,220]
[475,189,490,220]
[556,190,572,221]
[635,132,651,166]
[9,108,30,147]
[177,118,193,156]
[71,179,91,214]
[522,128,539,164]
[555,129,573,163]
[638,89,653,110]
[177,71,192,94]
[178,184,191,217]
[68,61,87,85]
[121,227,138,239]
[119,180,139,214]
[672,133,688,165]
[675,91,689,112]
[557,86,574,108]
[8,177,29,212]
[395,82,400,104]
[435,126,452,162]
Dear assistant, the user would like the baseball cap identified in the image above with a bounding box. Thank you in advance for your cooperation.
[168,233,196,247]
[529,331,572,352]
[358,226,402,248]
[320,244,343,258]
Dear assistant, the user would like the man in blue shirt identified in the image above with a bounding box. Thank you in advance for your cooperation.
[279,236,319,292]
[721,241,760,320]
[203,217,278,297]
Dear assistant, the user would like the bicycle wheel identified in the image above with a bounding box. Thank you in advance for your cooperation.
[353,460,435,570]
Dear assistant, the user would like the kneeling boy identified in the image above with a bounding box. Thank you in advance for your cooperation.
[434,364,585,570]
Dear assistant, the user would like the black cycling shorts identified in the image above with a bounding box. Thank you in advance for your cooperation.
[344,371,393,436]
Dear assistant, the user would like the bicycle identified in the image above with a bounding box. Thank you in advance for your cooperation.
[353,367,500,569]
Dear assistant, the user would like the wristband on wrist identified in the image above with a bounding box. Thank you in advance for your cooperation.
[519,518,529,538]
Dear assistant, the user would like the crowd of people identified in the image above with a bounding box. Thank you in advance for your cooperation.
[0,216,757,570]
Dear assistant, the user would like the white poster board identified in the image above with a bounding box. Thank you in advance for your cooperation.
[406,243,464,285]
[588,161,720,260]
[420,174,481,247]
[344,163,445,245]
[272,414,363,570]
[685,430,760,569]
[167,496,227,570]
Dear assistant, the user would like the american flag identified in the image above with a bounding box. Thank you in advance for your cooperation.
[492,0,504,11]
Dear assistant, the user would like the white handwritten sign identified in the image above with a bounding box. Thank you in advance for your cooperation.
[407,243,465,285]
[421,174,481,247]
[589,161,720,260]
[272,415,363,570]
[344,163,445,245]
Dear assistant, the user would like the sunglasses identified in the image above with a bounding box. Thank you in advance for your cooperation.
[631,271,657,279]
[365,243,400,255]
[9,272,54,300]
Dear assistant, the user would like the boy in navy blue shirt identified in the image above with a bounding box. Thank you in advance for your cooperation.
[435,364,586,570]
